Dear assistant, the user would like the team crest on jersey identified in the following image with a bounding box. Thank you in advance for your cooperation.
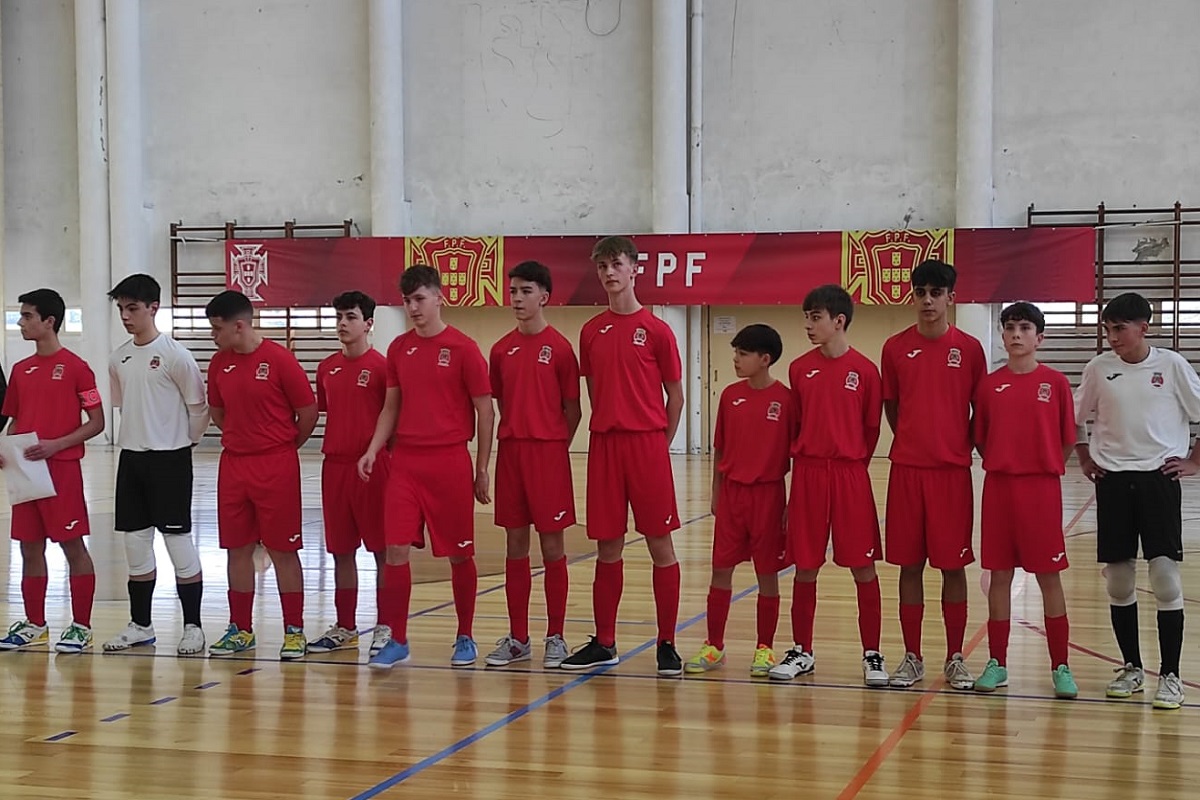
[947,347,962,368]
[437,348,452,367]
[766,401,782,421]
[632,327,647,347]
[51,364,65,381]
[256,362,270,381]
[149,355,162,371]
[1037,382,1052,402]
[844,371,860,391]
[357,369,371,387]
[1151,371,1164,388]
[538,345,553,365]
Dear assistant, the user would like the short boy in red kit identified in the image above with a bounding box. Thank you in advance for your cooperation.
[685,324,795,677]
[359,265,495,669]
[0,289,104,654]
[307,291,393,657]
[970,302,1078,699]
[768,285,889,688]
[204,290,318,661]
[881,259,985,691]
[559,235,686,677]
[486,261,582,669]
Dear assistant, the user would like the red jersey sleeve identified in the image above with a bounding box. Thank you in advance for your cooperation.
[463,342,491,398]
[557,340,581,401]
[2,371,18,420]
[278,350,316,410]
[862,358,883,456]
[207,362,225,409]
[578,328,592,378]
[972,380,990,449]
[1057,372,1076,448]
[488,342,504,401]
[315,360,329,413]
[713,388,728,453]
[655,321,683,383]
[968,336,987,400]
[880,338,899,402]
[75,361,101,410]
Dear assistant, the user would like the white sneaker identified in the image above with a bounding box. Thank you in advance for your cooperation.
[177,624,205,656]
[370,625,392,656]
[543,634,569,668]
[863,650,889,688]
[1153,673,1185,710]
[1106,663,1146,699]
[768,647,815,681]
[889,651,925,688]
[103,622,157,652]
[944,653,976,690]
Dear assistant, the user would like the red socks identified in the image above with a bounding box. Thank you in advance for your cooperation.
[705,586,733,650]
[900,602,924,660]
[543,556,569,638]
[593,560,624,647]
[1045,614,1070,669]
[229,589,254,632]
[505,557,532,643]
[791,580,818,652]
[856,578,882,652]
[69,574,95,628]
[653,563,681,643]
[943,600,968,658]
[757,594,781,648]
[21,576,48,627]
[280,591,304,630]
[382,563,412,643]
[988,618,1010,665]
[450,558,477,638]
[334,588,357,631]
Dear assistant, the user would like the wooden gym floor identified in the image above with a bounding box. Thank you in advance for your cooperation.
[0,448,1198,800]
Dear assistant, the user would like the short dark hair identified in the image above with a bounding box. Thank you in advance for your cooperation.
[332,290,376,320]
[730,323,783,366]
[508,260,553,294]
[108,273,161,305]
[18,288,66,333]
[205,289,253,321]
[803,284,855,330]
[400,264,441,295]
[591,235,638,263]
[910,259,958,291]
[1101,292,1153,324]
[1000,301,1046,334]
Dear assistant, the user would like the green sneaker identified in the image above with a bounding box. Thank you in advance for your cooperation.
[973,658,1008,693]
[208,624,256,657]
[684,643,726,674]
[280,626,306,661]
[1052,664,1078,699]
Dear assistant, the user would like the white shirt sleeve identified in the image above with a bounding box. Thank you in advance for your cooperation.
[1171,353,1200,424]
[168,347,210,443]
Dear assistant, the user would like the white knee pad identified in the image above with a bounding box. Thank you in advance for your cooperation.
[124,527,156,576]
[1103,559,1138,606]
[163,533,202,580]
[1149,556,1184,612]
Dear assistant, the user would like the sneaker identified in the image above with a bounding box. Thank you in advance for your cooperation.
[684,643,726,674]
[451,635,477,667]
[485,635,532,667]
[368,638,411,670]
[768,647,815,681]
[370,624,392,656]
[103,622,157,652]
[750,645,778,677]
[55,623,93,654]
[0,620,50,650]
[862,650,888,687]
[306,625,359,653]
[974,658,1009,692]
[889,651,925,688]
[944,653,976,690]
[559,636,620,671]
[1106,663,1146,699]
[280,626,306,661]
[208,624,256,657]
[177,624,205,656]
[543,634,569,668]
[657,641,683,676]
[1153,673,1185,710]
[1052,665,1078,699]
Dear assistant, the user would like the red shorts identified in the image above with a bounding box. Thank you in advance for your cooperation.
[322,455,390,555]
[385,445,475,557]
[495,439,576,532]
[788,458,882,570]
[11,459,89,543]
[218,450,303,551]
[713,479,789,573]
[586,431,680,540]
[981,473,1068,573]
[884,464,975,569]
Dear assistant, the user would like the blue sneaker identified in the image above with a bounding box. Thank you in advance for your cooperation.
[368,638,411,670]
[451,635,477,667]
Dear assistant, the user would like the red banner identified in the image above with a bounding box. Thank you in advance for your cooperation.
[225,228,1095,307]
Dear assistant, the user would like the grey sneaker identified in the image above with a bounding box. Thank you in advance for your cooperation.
[543,634,569,668]
[944,653,976,690]
[370,625,392,656]
[484,635,532,667]
[768,647,815,681]
[863,650,889,688]
[103,622,157,652]
[889,651,925,688]
[1153,673,1184,710]
[1106,663,1146,699]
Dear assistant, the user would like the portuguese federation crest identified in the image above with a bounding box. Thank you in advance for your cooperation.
[230,244,269,302]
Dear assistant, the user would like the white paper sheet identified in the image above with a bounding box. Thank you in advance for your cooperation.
[0,433,57,506]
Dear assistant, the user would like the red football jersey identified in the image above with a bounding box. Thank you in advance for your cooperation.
[317,348,388,460]
[881,325,985,468]
[386,326,490,447]
[2,348,101,461]
[207,339,316,455]
[579,308,682,433]
[714,379,797,483]
[788,347,882,461]
[974,364,1075,476]
[489,326,581,441]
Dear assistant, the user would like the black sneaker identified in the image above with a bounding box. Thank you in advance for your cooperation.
[558,636,619,671]
[656,640,683,677]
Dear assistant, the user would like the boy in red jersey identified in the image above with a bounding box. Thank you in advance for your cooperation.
[307,291,392,657]
[486,261,581,669]
[685,324,795,677]
[0,289,104,653]
[559,235,685,676]
[769,285,888,687]
[881,260,985,691]
[359,265,494,669]
[204,290,318,661]
[970,302,1077,699]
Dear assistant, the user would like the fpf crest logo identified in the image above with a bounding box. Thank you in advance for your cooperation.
[230,244,269,302]
[842,229,954,305]
[406,237,502,307]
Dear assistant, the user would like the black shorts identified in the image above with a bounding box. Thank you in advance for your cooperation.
[1095,470,1183,563]
[115,448,194,534]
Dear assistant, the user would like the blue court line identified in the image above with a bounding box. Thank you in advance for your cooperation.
[149,696,177,705]
[44,730,77,742]
[236,667,260,676]
[100,713,130,723]
[195,681,221,690]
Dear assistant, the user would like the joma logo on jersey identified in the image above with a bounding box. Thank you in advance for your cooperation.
[52,364,65,381]
[632,327,647,347]
[844,371,860,391]
[947,347,962,368]
[1037,382,1052,402]
[256,362,270,381]
[766,401,782,421]
[1151,371,1164,388]
[357,369,371,387]
[149,355,162,371]
[538,345,553,364]
[437,348,452,367]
